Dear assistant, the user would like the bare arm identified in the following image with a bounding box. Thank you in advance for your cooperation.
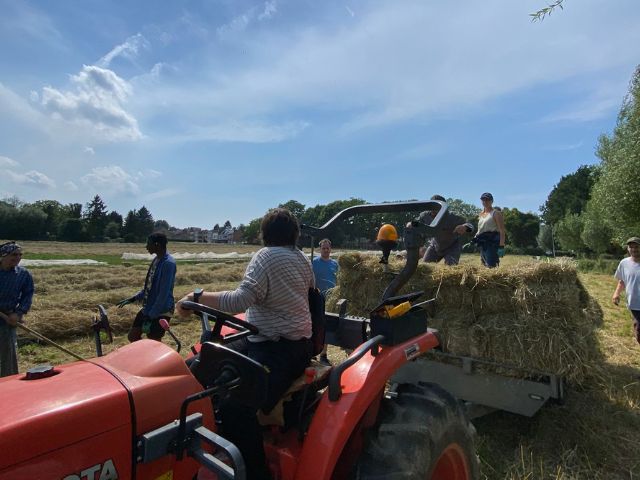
[176,291,225,318]
[612,279,625,305]
[494,210,506,246]
[0,311,18,327]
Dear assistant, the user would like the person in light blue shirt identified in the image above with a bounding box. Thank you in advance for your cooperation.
[312,238,338,364]
[613,237,640,348]
[117,233,176,342]
[312,238,339,295]
[0,242,34,377]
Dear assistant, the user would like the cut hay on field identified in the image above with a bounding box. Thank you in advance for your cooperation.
[326,254,603,385]
[22,263,246,341]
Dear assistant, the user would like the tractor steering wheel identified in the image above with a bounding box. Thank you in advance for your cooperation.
[179,300,259,343]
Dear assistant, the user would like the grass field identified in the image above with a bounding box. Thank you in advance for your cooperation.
[9,241,640,479]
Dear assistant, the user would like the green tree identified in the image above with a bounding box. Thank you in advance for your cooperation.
[502,208,540,248]
[555,213,586,252]
[580,207,615,254]
[588,65,640,245]
[540,165,599,225]
[278,200,306,219]
[104,221,122,239]
[84,195,108,241]
[31,200,67,239]
[446,198,481,220]
[243,217,262,244]
[154,219,170,231]
[58,218,88,242]
[0,202,18,238]
[137,206,155,237]
[122,206,155,242]
[537,224,555,253]
[65,203,83,219]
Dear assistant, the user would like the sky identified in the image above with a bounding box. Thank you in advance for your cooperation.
[0,0,638,229]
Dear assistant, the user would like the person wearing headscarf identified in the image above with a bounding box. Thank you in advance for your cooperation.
[0,242,34,377]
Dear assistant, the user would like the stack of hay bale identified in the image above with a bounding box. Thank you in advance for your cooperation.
[326,254,603,386]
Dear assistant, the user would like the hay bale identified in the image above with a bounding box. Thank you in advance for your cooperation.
[326,254,603,385]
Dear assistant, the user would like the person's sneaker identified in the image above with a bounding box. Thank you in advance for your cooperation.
[319,354,332,366]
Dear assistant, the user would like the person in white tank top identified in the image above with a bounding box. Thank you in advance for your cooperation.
[473,192,506,268]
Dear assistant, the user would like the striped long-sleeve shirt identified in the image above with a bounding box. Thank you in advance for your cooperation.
[219,246,314,342]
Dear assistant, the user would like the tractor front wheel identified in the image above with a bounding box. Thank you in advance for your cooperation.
[352,382,479,480]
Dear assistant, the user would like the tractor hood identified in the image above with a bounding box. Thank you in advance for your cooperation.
[0,361,131,471]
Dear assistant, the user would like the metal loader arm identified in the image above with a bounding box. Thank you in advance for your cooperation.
[300,200,445,236]
[300,200,448,301]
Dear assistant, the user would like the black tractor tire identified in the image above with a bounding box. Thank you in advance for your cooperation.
[352,382,479,480]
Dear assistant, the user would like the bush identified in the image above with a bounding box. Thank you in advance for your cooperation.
[576,257,621,274]
[505,245,545,256]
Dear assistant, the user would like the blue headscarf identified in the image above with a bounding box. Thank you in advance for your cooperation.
[0,242,21,257]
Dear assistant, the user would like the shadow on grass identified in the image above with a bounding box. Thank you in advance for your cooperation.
[474,361,640,479]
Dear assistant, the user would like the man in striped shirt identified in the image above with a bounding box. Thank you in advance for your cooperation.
[0,242,34,377]
[177,208,314,480]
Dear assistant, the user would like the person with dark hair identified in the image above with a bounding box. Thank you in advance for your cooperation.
[312,238,338,365]
[472,192,506,268]
[176,207,314,480]
[117,232,177,342]
[0,242,34,377]
[613,237,640,350]
[415,194,474,266]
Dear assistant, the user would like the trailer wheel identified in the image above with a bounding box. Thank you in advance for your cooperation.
[352,382,479,480]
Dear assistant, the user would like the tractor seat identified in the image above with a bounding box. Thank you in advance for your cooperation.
[257,358,332,427]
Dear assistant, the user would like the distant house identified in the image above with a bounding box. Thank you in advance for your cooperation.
[217,226,235,243]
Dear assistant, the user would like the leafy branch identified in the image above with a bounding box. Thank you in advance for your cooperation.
[530,0,564,22]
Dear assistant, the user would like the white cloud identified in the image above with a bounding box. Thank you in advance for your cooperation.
[542,141,585,152]
[541,97,622,123]
[6,170,55,188]
[175,121,309,143]
[218,1,277,38]
[144,188,180,201]
[80,165,141,195]
[0,83,48,132]
[152,0,639,134]
[40,65,141,142]
[98,33,149,68]
[0,156,20,168]
[258,2,278,21]
[135,169,162,180]
[77,166,165,198]
[84,146,95,155]
[64,180,79,191]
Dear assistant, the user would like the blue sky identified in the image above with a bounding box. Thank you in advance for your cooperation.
[0,0,638,228]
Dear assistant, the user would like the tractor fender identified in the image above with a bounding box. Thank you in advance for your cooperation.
[294,330,440,480]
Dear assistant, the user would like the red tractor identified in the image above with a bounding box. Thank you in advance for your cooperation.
[1,200,482,480]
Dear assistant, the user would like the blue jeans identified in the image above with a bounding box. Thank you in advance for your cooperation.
[0,322,18,377]
[475,232,500,268]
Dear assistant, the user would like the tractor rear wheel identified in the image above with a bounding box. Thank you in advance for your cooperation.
[352,382,479,480]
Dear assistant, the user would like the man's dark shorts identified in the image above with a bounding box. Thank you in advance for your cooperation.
[132,309,170,339]
[631,310,640,345]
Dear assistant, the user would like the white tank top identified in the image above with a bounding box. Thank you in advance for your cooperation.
[478,210,498,234]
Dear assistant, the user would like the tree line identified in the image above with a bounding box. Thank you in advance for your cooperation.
[0,195,158,243]
[539,65,640,255]
[242,198,542,251]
